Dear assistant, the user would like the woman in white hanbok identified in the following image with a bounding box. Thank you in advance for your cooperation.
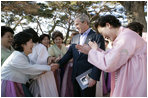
[24,29,58,97]
[1,32,55,97]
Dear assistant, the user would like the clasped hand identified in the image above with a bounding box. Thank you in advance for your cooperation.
[47,56,60,72]
[40,63,59,75]
[50,63,59,72]
[76,41,98,54]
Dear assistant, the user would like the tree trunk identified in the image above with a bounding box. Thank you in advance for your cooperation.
[119,1,147,32]
[48,20,59,38]
[64,22,71,44]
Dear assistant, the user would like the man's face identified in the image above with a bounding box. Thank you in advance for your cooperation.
[74,18,87,34]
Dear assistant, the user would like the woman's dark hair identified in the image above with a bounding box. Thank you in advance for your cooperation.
[1,26,14,37]
[12,32,33,52]
[95,15,121,29]
[52,31,64,41]
[39,34,50,43]
[23,28,39,43]
[127,22,144,37]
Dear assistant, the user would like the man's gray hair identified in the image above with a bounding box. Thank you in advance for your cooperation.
[75,13,90,25]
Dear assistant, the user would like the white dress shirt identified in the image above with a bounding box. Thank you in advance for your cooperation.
[79,28,91,45]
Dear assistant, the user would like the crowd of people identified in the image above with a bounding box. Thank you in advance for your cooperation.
[1,13,147,97]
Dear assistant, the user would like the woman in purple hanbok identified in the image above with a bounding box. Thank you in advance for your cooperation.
[76,15,147,97]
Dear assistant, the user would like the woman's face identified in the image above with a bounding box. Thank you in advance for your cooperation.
[22,39,34,55]
[97,24,116,41]
[54,36,63,46]
[41,36,50,47]
[1,32,13,48]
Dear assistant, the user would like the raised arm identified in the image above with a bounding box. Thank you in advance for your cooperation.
[88,37,136,72]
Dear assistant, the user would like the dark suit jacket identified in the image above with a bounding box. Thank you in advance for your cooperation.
[58,29,105,83]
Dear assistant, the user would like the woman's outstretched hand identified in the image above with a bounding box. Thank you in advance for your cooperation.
[76,44,91,55]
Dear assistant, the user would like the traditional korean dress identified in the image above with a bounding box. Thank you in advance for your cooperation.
[1,51,51,97]
[88,27,147,97]
[1,45,14,65]
[48,44,67,95]
[29,43,58,97]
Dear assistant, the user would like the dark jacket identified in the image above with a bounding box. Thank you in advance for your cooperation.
[58,29,105,82]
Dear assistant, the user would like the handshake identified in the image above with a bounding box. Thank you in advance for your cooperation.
[50,63,59,72]
[47,56,61,72]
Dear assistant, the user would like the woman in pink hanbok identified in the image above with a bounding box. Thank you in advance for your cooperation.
[76,15,147,97]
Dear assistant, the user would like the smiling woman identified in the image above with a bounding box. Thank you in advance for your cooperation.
[1,26,14,65]
[13,32,34,55]
[23,28,58,97]
[1,32,52,97]
[76,15,147,97]
[48,31,67,94]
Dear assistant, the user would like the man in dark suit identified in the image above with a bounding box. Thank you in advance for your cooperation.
[56,13,105,97]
